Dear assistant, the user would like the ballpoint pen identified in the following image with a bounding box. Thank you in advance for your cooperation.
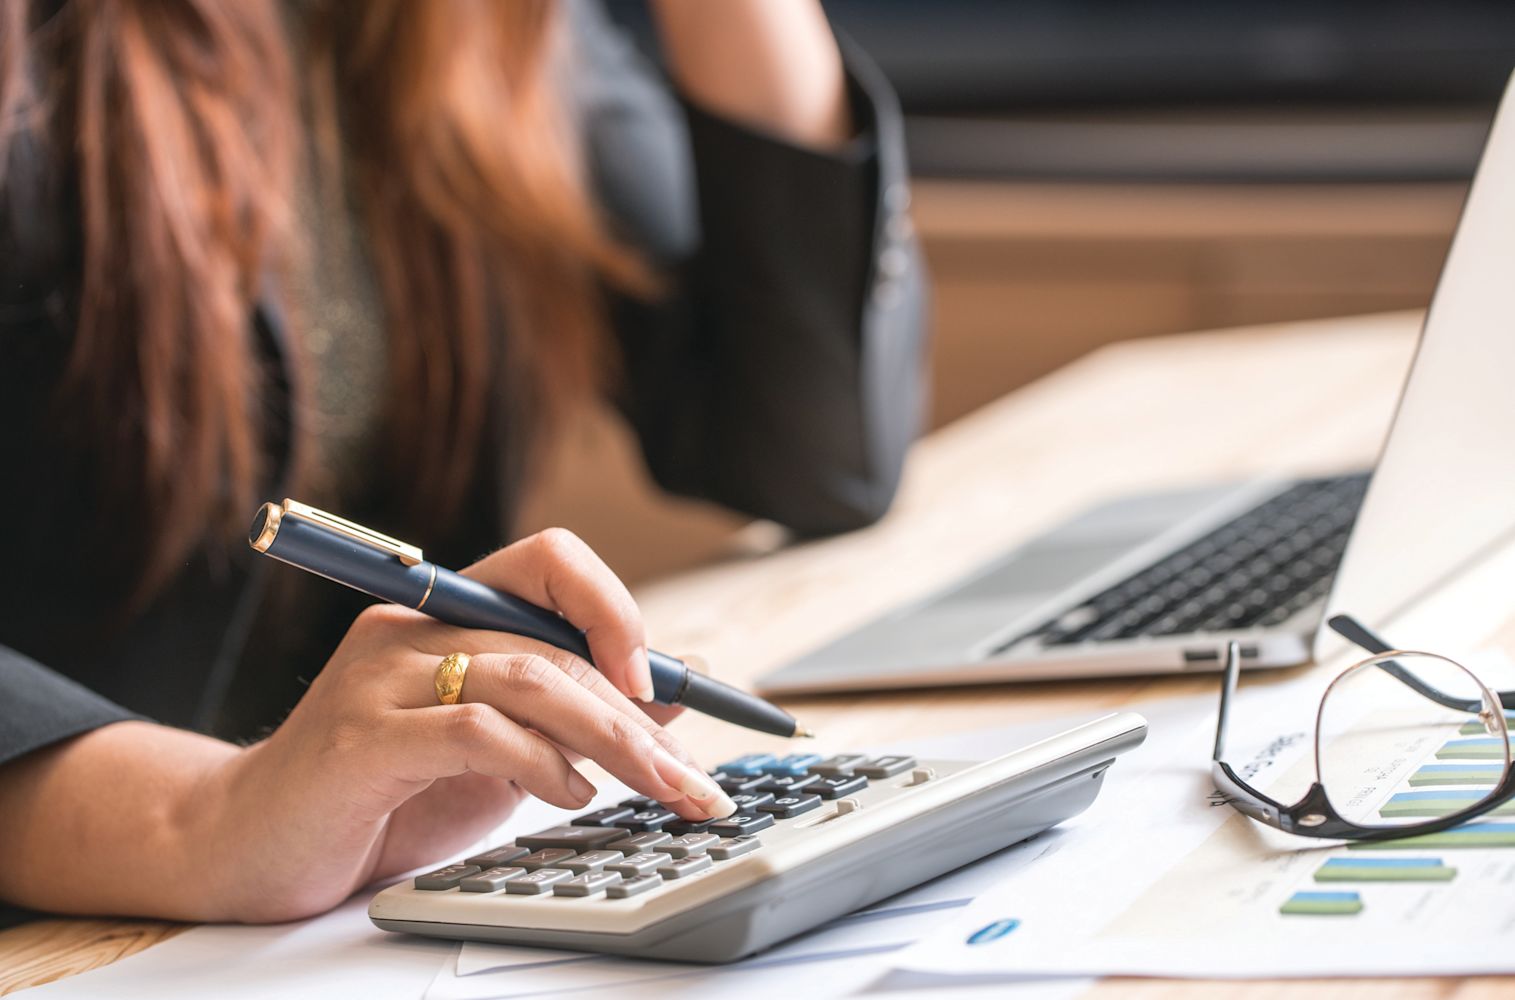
[248,499,814,739]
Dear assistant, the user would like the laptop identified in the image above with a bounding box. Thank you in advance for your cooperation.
[757,70,1515,697]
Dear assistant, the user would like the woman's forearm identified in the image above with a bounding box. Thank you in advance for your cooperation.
[649,0,852,150]
[0,721,244,922]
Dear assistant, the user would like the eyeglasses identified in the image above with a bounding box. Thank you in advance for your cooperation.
[1212,614,1515,842]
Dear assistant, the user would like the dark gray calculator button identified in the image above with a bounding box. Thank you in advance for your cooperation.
[662,833,720,858]
[607,874,661,898]
[506,868,572,894]
[708,836,762,861]
[619,795,659,810]
[605,832,672,855]
[464,844,529,869]
[571,806,635,827]
[810,753,869,776]
[856,755,917,778]
[727,791,775,812]
[459,866,526,892]
[664,817,720,836]
[759,773,821,795]
[709,812,776,837]
[613,809,679,832]
[562,850,624,874]
[517,826,627,850]
[814,774,868,799]
[716,774,770,794]
[554,870,622,897]
[658,854,714,879]
[758,793,822,818]
[518,848,579,870]
[414,863,480,890]
[606,851,672,877]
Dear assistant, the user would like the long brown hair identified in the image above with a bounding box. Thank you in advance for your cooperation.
[1,0,641,602]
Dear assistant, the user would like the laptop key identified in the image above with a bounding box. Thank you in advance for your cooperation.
[561,850,625,874]
[662,834,720,858]
[464,844,529,869]
[708,836,762,861]
[606,874,662,898]
[605,831,672,855]
[709,812,776,837]
[757,773,821,795]
[658,855,714,879]
[613,809,680,832]
[758,794,822,819]
[518,848,578,870]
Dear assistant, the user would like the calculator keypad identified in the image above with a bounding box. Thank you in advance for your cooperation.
[414,750,924,904]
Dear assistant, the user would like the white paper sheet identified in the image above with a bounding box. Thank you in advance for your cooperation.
[895,652,1515,980]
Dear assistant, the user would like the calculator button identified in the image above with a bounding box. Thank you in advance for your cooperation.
[518,848,579,870]
[758,793,822,818]
[813,774,869,799]
[716,774,771,795]
[717,753,778,776]
[768,753,824,776]
[464,844,529,869]
[658,855,714,879]
[606,874,662,898]
[619,795,660,810]
[810,754,869,776]
[562,850,625,874]
[516,826,627,851]
[708,836,762,861]
[727,791,775,813]
[606,852,672,877]
[662,833,720,858]
[554,870,622,897]
[758,773,821,795]
[459,866,526,892]
[856,755,917,778]
[571,806,635,827]
[414,864,480,890]
[664,816,720,836]
[709,812,776,837]
[505,869,573,894]
[613,809,679,832]
[605,832,672,855]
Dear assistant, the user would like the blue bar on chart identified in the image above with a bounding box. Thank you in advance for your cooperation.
[1435,738,1513,760]
[1280,890,1363,915]
[1379,789,1515,819]
[1349,822,1515,850]
[1314,856,1456,882]
[1409,763,1505,786]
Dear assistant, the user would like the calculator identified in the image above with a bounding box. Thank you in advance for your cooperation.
[370,712,1147,962]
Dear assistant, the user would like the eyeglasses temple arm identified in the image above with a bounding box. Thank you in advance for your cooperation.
[1213,640,1241,762]
[1327,613,1498,712]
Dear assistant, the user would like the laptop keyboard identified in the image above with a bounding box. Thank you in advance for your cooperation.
[996,473,1370,652]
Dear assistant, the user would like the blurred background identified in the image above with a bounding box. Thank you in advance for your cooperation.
[519,0,1515,582]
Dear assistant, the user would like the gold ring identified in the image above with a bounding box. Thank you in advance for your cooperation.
[434,652,472,706]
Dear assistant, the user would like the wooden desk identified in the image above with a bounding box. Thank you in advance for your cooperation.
[6,311,1506,997]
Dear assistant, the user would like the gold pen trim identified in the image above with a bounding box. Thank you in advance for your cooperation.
[272,499,424,566]
[415,563,438,610]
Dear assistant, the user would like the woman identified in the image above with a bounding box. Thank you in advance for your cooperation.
[0,0,926,925]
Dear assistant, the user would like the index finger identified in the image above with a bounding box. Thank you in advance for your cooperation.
[460,528,654,702]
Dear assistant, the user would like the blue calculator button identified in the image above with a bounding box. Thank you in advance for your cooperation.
[767,753,824,776]
[717,753,778,776]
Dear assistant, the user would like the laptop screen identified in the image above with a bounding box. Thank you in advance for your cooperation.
[1320,70,1515,657]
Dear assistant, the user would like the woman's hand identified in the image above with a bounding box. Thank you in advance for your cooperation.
[0,529,734,924]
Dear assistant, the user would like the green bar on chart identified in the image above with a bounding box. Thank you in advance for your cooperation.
[1314,857,1456,882]
[1409,763,1504,786]
[1378,790,1515,818]
[1348,822,1515,850]
[1459,713,1515,735]
[1435,738,1512,760]
[1280,890,1363,915]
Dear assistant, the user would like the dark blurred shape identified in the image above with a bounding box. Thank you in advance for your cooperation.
[604,1,1515,181]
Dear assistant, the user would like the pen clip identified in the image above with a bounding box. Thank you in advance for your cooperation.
[279,499,424,566]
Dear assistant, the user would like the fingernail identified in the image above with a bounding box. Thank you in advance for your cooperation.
[650,747,727,806]
[567,768,596,804]
[634,647,655,702]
